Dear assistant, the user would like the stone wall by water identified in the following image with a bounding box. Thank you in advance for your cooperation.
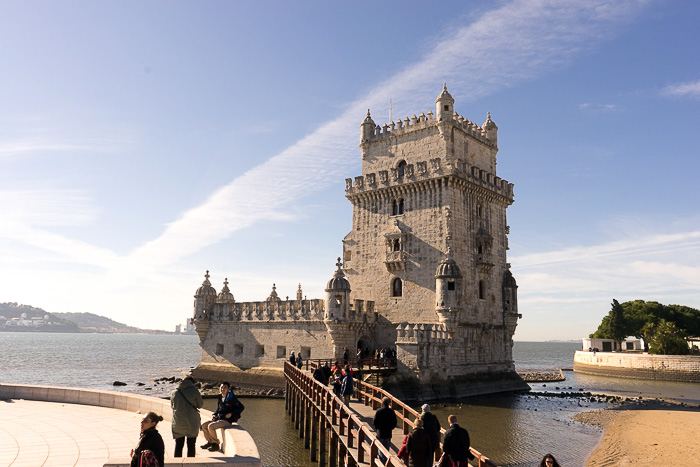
[573,351,700,382]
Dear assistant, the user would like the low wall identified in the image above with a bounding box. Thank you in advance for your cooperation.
[0,383,261,467]
[573,351,700,382]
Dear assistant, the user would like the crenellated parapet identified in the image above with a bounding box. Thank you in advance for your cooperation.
[362,109,496,148]
[205,299,325,323]
[345,157,514,201]
[395,322,451,344]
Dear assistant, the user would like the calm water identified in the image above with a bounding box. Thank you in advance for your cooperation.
[2,334,700,466]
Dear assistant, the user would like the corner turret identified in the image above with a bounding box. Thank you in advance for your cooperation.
[435,83,455,122]
[324,258,351,321]
[434,249,463,324]
[483,112,498,145]
[361,109,376,142]
[194,270,217,319]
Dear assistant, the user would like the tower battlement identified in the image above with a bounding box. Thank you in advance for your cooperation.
[345,157,514,201]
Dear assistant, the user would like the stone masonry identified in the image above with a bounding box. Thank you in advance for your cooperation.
[191,85,527,398]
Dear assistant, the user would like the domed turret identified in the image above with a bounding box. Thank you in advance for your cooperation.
[502,269,518,314]
[435,249,463,324]
[483,112,498,144]
[217,278,235,302]
[435,83,455,122]
[194,271,217,319]
[325,258,351,321]
[361,109,376,142]
[266,283,282,302]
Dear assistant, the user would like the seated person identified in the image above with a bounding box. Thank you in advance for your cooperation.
[200,382,245,452]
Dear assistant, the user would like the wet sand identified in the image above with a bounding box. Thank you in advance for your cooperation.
[575,400,700,466]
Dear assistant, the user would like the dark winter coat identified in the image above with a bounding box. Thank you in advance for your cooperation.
[213,390,244,423]
[130,427,165,467]
[405,427,432,467]
[340,373,354,396]
[420,411,441,450]
[442,423,475,462]
[170,379,203,438]
[373,406,397,439]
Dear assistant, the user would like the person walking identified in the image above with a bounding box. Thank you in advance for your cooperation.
[405,418,432,467]
[130,412,165,467]
[419,404,441,462]
[372,397,397,459]
[200,382,244,452]
[442,414,475,467]
[170,376,203,458]
[340,365,354,405]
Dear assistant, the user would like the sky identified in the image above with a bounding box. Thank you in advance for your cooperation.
[1,0,698,341]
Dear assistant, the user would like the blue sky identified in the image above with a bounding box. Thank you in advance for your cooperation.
[1,0,698,341]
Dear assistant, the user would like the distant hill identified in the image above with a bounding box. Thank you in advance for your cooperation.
[0,302,170,334]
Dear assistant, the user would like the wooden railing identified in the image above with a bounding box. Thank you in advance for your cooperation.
[284,362,500,467]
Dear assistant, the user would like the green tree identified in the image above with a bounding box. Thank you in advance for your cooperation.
[609,299,626,344]
[644,319,690,355]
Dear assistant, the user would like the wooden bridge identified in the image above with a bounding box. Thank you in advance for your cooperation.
[284,361,500,467]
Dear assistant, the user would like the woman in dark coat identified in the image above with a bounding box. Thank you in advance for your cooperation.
[405,418,432,467]
[130,412,165,467]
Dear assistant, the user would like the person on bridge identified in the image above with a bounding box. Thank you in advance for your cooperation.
[419,404,441,462]
[313,365,326,384]
[322,361,332,382]
[442,414,475,467]
[130,411,165,467]
[373,397,397,455]
[200,382,245,452]
[289,351,296,366]
[405,418,432,467]
[340,365,354,405]
[296,353,303,369]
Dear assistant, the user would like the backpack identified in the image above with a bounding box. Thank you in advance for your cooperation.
[140,449,159,467]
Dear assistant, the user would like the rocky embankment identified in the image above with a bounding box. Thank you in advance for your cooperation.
[114,376,284,398]
[517,370,565,382]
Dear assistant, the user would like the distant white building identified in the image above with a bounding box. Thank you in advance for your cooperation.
[582,337,645,352]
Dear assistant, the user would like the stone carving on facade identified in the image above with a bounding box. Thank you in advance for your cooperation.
[379,170,388,183]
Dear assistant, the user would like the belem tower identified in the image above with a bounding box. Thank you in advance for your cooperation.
[191,85,527,398]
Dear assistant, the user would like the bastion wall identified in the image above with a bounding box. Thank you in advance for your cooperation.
[573,351,700,383]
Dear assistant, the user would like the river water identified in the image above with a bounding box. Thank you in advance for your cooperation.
[2,334,699,466]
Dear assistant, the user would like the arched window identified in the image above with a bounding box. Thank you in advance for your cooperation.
[476,204,483,218]
[397,160,407,178]
[393,239,400,252]
[391,278,403,297]
[478,280,485,300]
[477,244,483,254]
[398,198,404,215]
[391,199,398,216]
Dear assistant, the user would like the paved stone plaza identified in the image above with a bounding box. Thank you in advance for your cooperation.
[0,399,217,467]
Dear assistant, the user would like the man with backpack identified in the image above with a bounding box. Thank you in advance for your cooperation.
[200,382,245,452]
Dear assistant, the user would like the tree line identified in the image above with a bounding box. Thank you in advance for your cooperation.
[590,299,700,355]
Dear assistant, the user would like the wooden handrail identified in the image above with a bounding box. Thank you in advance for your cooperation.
[284,361,500,467]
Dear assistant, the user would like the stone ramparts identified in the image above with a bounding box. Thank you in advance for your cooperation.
[345,157,513,200]
[573,351,700,382]
[0,383,261,467]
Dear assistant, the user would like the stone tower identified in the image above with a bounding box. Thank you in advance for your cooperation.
[343,84,522,393]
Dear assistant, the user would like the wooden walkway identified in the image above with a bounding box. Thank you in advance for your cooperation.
[284,362,500,467]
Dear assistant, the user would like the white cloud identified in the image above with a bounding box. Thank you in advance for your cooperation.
[661,79,700,98]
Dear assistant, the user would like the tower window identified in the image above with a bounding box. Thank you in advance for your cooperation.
[398,198,404,215]
[397,160,407,178]
[444,105,449,111]
[478,244,483,254]
[391,278,403,297]
[447,281,455,291]
[478,280,485,300]
[393,239,401,251]
[335,295,342,305]
[215,343,224,356]
[392,199,398,216]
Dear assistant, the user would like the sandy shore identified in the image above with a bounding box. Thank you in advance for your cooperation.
[575,400,700,466]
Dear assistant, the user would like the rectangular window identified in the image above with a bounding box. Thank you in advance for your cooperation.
[234,344,243,356]
[256,344,265,357]
[300,346,311,359]
[447,281,455,291]
[215,343,224,356]
[277,345,287,358]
